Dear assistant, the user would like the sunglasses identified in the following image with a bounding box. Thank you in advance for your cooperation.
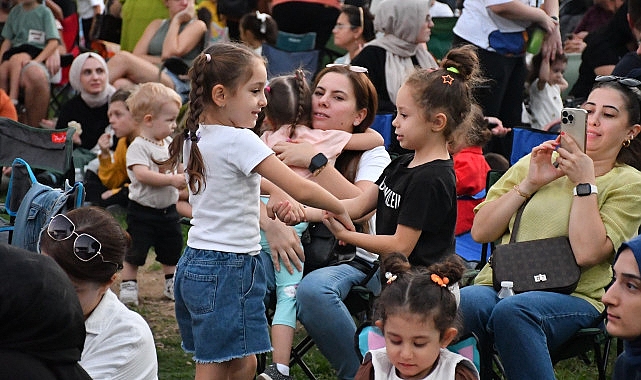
[47,214,122,269]
[595,75,641,87]
[325,63,368,73]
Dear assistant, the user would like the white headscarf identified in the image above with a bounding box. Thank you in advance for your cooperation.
[68,52,116,109]
[367,0,438,103]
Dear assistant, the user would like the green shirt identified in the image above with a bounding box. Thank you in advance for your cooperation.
[474,153,641,312]
[1,4,59,49]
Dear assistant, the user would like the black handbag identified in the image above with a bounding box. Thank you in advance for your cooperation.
[490,196,581,294]
[90,1,122,44]
[301,222,359,275]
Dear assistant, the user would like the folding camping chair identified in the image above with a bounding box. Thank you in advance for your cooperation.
[1,158,84,252]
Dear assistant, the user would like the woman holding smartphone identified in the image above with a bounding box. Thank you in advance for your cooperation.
[460,76,641,379]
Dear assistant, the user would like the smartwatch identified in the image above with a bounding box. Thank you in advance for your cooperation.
[308,153,328,176]
[573,183,598,197]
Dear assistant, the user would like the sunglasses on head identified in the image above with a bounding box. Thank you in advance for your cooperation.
[47,214,122,269]
[325,63,368,73]
[595,75,641,88]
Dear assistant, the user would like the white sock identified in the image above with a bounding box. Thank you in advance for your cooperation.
[276,363,289,376]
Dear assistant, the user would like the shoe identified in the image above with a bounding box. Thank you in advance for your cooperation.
[257,364,292,380]
[164,277,175,301]
[119,281,139,306]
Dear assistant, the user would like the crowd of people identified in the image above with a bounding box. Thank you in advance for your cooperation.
[3,0,641,379]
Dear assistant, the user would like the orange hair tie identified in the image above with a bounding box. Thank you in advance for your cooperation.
[431,273,449,287]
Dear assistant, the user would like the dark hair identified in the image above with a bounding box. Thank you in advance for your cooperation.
[341,5,376,42]
[164,42,265,194]
[526,52,568,85]
[263,69,312,138]
[239,11,279,45]
[461,103,492,147]
[109,87,134,105]
[375,253,466,338]
[312,64,378,182]
[631,0,641,31]
[591,80,641,169]
[39,207,130,284]
[404,44,481,140]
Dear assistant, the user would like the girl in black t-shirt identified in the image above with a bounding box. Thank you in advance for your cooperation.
[321,45,482,267]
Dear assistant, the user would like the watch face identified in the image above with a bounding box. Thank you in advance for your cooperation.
[576,183,592,196]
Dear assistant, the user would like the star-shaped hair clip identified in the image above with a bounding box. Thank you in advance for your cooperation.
[442,74,454,86]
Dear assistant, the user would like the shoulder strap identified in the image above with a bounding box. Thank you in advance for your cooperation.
[509,196,532,243]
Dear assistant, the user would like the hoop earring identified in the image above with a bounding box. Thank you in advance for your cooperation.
[623,139,632,147]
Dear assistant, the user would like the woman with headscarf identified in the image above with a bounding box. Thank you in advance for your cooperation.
[0,242,92,380]
[55,52,115,152]
[603,234,641,380]
[55,52,115,181]
[351,0,438,154]
[352,0,437,113]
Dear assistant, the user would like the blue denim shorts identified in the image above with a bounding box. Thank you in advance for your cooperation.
[174,247,271,363]
[162,68,189,104]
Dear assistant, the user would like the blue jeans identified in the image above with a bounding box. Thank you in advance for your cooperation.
[460,285,602,379]
[295,263,381,380]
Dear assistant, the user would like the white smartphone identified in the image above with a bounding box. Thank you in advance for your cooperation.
[560,108,587,152]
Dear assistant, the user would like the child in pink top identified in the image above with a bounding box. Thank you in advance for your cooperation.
[257,69,383,380]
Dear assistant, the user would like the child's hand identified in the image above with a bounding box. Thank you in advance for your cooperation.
[325,209,355,234]
[97,133,112,155]
[170,173,187,190]
[271,201,304,225]
[265,189,305,221]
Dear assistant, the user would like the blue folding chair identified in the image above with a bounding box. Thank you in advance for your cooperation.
[262,44,320,80]
[371,113,394,150]
[510,126,558,165]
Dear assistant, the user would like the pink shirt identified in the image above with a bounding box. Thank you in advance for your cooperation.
[261,125,351,178]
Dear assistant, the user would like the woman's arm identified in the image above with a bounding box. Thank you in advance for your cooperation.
[132,19,164,65]
[343,128,384,151]
[272,140,363,198]
[161,3,207,60]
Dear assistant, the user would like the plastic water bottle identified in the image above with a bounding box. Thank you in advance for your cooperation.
[498,281,515,299]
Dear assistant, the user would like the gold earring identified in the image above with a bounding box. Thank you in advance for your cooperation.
[623,139,632,147]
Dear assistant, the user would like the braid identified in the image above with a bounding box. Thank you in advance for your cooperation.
[289,69,306,138]
[185,56,207,193]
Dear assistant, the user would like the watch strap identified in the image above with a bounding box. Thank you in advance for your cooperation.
[573,184,598,196]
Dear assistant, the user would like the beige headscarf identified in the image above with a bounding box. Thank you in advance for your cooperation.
[68,52,116,109]
[367,0,438,103]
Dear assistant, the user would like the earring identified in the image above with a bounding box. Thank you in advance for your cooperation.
[623,139,632,147]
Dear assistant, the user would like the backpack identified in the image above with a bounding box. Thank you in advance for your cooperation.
[3,158,84,252]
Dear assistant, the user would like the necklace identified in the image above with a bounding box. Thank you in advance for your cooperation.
[139,135,164,146]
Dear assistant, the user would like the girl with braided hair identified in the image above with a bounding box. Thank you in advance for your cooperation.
[159,42,353,380]
[257,68,384,380]
[354,253,479,379]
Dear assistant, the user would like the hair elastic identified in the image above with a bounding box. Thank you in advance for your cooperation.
[442,74,454,86]
[431,273,449,287]
[265,85,271,93]
[204,53,211,62]
[189,130,200,143]
[256,11,268,34]
[446,67,460,74]
[385,271,398,284]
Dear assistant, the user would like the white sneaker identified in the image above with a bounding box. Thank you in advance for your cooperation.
[164,277,175,301]
[119,281,139,306]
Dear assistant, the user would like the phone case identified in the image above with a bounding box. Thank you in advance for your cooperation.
[560,108,587,152]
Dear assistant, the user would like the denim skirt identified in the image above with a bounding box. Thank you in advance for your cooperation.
[174,247,271,363]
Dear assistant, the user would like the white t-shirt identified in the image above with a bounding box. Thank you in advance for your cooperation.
[453,0,541,49]
[77,0,105,20]
[354,145,391,263]
[527,79,563,130]
[369,347,479,379]
[126,136,178,209]
[81,290,158,380]
[185,124,274,253]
